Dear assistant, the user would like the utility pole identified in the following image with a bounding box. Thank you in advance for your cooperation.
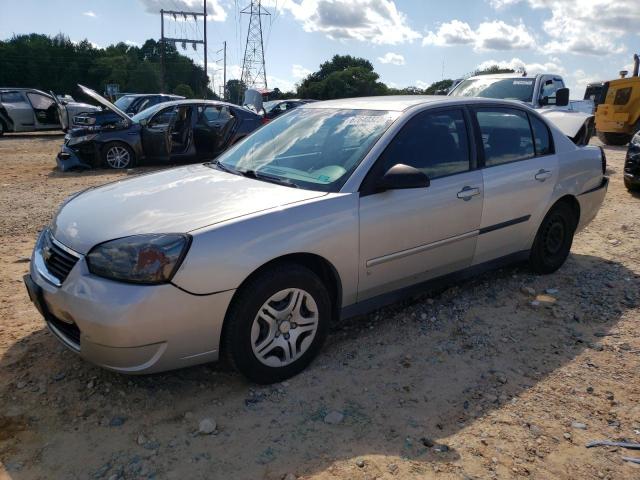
[160,9,165,93]
[223,40,227,100]
[240,0,270,101]
[159,5,208,96]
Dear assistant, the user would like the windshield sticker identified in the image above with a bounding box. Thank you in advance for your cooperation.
[513,80,534,85]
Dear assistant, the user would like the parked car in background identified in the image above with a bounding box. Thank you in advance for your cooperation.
[449,73,595,145]
[624,132,640,191]
[0,88,97,135]
[260,99,317,123]
[26,96,607,383]
[73,93,184,128]
[57,85,262,170]
[584,81,606,108]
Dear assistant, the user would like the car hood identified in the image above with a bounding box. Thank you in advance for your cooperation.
[538,109,593,140]
[77,84,131,123]
[51,164,328,254]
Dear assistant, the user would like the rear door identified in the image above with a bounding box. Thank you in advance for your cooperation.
[141,105,176,161]
[358,107,484,301]
[471,107,558,265]
[1,91,35,130]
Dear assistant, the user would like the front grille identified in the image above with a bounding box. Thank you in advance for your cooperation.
[42,233,80,284]
[47,315,81,348]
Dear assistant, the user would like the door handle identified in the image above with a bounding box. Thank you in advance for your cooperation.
[457,186,480,201]
[535,169,552,181]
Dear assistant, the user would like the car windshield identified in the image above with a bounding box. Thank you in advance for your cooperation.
[114,95,137,111]
[216,107,400,192]
[262,100,280,111]
[450,77,535,102]
[131,103,168,123]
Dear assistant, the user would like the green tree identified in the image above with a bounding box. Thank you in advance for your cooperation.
[474,65,516,76]
[225,79,246,104]
[297,54,387,100]
[174,83,194,98]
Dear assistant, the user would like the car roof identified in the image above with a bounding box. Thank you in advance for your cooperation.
[119,93,182,98]
[153,99,239,108]
[300,95,534,112]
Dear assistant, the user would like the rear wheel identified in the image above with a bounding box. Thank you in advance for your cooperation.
[223,264,331,384]
[596,130,631,146]
[102,142,135,169]
[529,202,577,274]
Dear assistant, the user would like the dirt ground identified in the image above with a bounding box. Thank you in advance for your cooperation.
[0,132,639,480]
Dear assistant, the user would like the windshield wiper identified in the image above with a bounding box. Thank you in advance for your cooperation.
[239,169,299,188]
[208,160,239,175]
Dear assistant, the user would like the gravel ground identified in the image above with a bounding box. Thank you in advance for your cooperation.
[0,132,639,480]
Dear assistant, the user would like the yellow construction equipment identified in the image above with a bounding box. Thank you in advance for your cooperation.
[595,54,640,145]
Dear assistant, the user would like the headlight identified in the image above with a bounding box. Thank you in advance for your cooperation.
[67,133,97,146]
[86,234,191,284]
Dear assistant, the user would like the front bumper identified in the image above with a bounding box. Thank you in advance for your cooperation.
[56,145,93,172]
[25,231,235,374]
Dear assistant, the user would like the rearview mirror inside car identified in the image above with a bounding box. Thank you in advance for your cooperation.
[375,163,430,192]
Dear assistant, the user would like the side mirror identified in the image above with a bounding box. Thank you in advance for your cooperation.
[555,87,569,106]
[375,163,430,192]
[138,118,148,127]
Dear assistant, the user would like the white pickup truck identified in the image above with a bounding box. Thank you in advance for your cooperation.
[448,73,595,145]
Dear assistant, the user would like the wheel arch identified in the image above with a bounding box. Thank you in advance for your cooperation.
[550,194,581,227]
[224,252,343,328]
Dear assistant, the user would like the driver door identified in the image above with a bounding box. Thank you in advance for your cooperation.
[358,107,483,301]
[141,106,175,161]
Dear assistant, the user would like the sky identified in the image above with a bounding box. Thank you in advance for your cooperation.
[1,0,639,98]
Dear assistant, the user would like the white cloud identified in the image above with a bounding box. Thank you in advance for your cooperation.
[83,11,97,18]
[272,0,420,45]
[488,0,637,55]
[124,40,140,47]
[475,57,566,76]
[378,52,405,65]
[138,0,226,22]
[415,80,430,89]
[424,20,535,51]
[291,64,312,79]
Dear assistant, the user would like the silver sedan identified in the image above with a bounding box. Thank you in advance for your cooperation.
[24,96,608,383]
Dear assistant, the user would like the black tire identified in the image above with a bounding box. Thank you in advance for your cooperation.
[529,202,577,274]
[625,177,640,192]
[101,142,136,169]
[223,264,331,384]
[0,121,5,136]
[596,130,631,146]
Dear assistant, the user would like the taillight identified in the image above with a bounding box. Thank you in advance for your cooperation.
[261,117,270,125]
[599,146,607,174]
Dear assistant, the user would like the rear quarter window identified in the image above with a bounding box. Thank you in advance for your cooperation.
[528,115,553,156]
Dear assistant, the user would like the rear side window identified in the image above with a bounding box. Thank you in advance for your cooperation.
[529,114,552,156]
[475,108,534,167]
[1,92,25,103]
[379,108,470,180]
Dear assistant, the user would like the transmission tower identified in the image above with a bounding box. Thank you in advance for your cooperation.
[240,1,270,92]
[160,0,209,96]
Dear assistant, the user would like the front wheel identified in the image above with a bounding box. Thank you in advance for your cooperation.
[102,142,135,169]
[529,202,577,274]
[223,264,331,384]
[625,177,640,192]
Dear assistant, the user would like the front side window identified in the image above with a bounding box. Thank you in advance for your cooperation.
[217,108,399,191]
[376,109,471,180]
[450,78,535,103]
[26,92,54,110]
[476,108,534,167]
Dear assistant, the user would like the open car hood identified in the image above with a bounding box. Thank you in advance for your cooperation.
[243,89,264,113]
[538,109,593,144]
[77,84,131,123]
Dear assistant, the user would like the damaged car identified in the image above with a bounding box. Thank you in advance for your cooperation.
[57,85,262,170]
[0,88,97,135]
[449,73,595,145]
